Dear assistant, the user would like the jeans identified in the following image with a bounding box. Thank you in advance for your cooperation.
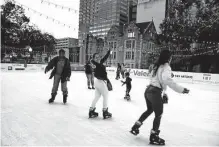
[86,73,94,87]
[52,74,68,95]
[138,85,163,131]
[91,79,109,109]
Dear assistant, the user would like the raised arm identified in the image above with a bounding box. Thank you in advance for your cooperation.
[162,66,184,93]
[100,50,111,64]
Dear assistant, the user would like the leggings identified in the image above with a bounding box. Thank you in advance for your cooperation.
[91,79,109,109]
[138,85,163,131]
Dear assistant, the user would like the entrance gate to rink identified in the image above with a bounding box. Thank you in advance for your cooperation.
[1,63,219,85]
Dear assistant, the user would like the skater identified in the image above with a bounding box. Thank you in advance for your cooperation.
[148,63,154,76]
[121,72,132,100]
[84,61,95,89]
[44,49,71,104]
[89,49,112,119]
[121,63,125,79]
[130,50,190,145]
[115,63,121,80]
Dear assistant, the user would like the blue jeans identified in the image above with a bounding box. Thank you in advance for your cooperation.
[138,85,163,131]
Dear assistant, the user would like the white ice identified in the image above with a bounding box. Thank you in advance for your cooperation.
[1,71,219,146]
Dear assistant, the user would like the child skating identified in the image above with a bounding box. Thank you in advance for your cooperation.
[121,72,132,101]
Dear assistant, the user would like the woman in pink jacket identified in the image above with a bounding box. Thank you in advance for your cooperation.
[130,50,190,145]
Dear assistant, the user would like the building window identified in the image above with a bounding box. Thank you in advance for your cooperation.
[132,51,134,60]
[125,51,131,59]
[132,40,135,49]
[126,40,132,49]
[113,52,116,59]
[128,32,135,38]
[114,42,117,49]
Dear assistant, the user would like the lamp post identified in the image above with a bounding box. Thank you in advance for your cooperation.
[28,46,33,64]
[10,55,12,63]
[110,50,113,67]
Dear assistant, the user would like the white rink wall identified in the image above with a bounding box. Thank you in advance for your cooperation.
[1,63,219,85]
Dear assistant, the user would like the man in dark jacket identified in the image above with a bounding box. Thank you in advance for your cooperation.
[45,49,71,104]
[84,61,94,89]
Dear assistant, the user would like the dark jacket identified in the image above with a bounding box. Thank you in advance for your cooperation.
[122,77,132,88]
[84,63,93,74]
[91,50,110,80]
[45,56,71,83]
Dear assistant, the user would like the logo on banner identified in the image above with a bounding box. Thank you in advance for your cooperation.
[8,66,12,70]
[203,74,211,81]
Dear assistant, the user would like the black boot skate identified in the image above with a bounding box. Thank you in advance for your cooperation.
[63,94,67,104]
[149,130,165,145]
[92,87,95,89]
[48,93,56,103]
[89,107,98,118]
[130,121,142,135]
[103,108,112,119]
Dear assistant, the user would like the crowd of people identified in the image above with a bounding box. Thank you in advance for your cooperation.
[44,49,190,145]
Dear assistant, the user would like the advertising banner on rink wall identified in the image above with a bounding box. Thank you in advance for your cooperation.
[1,64,219,85]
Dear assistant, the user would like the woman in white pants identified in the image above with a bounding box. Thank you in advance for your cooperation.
[89,49,112,119]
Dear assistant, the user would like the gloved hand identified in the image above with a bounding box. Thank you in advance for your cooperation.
[66,77,70,81]
[162,93,168,104]
[44,67,48,74]
[182,88,190,94]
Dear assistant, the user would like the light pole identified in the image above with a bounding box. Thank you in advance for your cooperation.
[110,50,113,67]
[10,55,12,63]
[28,46,33,64]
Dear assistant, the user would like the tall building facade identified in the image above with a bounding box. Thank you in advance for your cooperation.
[78,0,137,65]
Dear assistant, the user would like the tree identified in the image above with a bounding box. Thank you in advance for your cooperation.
[1,0,56,51]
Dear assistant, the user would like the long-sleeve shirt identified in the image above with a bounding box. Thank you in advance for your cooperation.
[91,50,110,80]
[149,63,184,93]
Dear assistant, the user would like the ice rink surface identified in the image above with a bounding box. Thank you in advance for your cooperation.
[1,71,219,146]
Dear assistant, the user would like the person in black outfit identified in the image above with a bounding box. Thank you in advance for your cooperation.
[130,50,190,145]
[45,49,71,104]
[89,49,112,119]
[116,63,121,80]
[121,72,132,100]
[84,61,94,89]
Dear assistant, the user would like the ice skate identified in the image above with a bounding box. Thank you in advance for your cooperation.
[130,121,142,135]
[92,87,95,89]
[63,94,67,104]
[89,107,98,118]
[103,108,112,119]
[48,93,56,103]
[149,130,165,145]
[88,87,92,89]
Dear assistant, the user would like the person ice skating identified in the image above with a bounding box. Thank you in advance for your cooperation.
[121,63,125,79]
[44,49,71,104]
[148,63,154,76]
[116,63,121,80]
[121,72,132,100]
[89,49,112,119]
[130,50,190,145]
[84,61,95,89]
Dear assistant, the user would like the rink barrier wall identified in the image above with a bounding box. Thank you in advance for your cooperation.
[1,63,219,85]
[106,67,219,85]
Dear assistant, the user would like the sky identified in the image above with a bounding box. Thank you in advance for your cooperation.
[8,0,80,39]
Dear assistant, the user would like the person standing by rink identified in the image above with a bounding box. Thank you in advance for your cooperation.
[45,49,71,104]
[130,50,190,145]
[84,61,95,89]
[121,63,125,79]
[116,63,121,80]
[89,49,112,119]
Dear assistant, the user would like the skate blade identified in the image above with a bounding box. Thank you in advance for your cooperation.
[89,115,98,118]
[129,130,138,136]
[149,142,165,146]
[103,116,112,119]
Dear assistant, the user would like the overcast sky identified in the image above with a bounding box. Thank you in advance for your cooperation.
[10,0,79,39]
